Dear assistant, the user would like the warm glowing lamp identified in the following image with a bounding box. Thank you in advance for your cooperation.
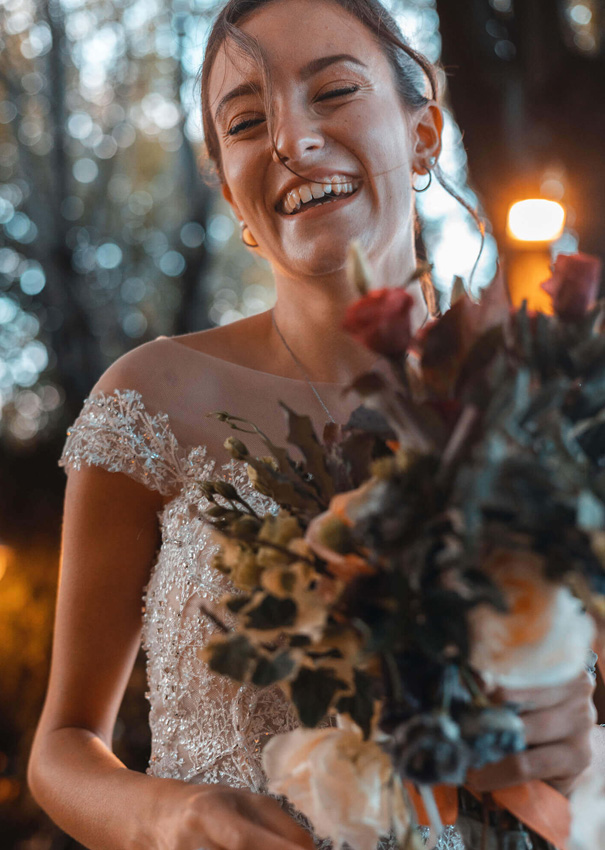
[505,199,567,312]
[507,199,566,242]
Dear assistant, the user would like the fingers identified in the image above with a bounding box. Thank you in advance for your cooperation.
[468,672,596,795]
[522,687,597,746]
[500,670,595,713]
[252,801,316,850]
[467,733,593,794]
[196,789,314,850]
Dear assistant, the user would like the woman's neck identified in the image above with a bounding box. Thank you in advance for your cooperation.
[269,272,428,384]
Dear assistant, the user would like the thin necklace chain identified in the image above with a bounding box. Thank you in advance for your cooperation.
[270,307,337,424]
[270,296,430,426]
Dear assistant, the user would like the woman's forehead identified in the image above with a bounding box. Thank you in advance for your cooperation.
[208,0,383,104]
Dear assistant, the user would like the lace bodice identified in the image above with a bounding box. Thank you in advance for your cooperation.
[58,386,465,850]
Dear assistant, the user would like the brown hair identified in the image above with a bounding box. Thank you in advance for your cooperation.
[198,0,485,282]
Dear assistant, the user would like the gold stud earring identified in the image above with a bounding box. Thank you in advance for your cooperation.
[239,221,259,248]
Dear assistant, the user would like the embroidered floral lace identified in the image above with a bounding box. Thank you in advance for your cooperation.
[59,388,466,850]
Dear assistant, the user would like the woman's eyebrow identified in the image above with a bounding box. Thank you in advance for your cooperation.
[299,53,367,80]
[214,54,367,125]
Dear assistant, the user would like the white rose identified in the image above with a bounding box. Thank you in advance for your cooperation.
[262,715,410,850]
[468,550,595,689]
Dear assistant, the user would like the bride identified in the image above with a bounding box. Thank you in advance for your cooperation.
[28,1,601,848]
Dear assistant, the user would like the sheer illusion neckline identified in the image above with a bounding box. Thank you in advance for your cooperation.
[161,335,359,386]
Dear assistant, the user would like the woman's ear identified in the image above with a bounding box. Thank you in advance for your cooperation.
[412,102,444,172]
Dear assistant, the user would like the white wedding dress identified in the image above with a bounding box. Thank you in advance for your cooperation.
[58,335,465,850]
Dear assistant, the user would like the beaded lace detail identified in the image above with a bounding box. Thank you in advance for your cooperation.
[59,388,466,850]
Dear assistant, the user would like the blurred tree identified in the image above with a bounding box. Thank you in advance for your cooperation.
[0,0,216,442]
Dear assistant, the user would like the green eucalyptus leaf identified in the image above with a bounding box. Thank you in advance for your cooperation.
[336,669,376,740]
[244,594,297,630]
[226,595,250,614]
[205,634,258,681]
[251,651,297,687]
[290,666,348,727]
[577,490,605,531]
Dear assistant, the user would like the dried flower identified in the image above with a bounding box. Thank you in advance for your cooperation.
[263,716,409,850]
[389,712,470,786]
[468,549,595,688]
[342,287,416,358]
[453,703,525,768]
[224,436,249,459]
[540,252,603,321]
[305,484,377,582]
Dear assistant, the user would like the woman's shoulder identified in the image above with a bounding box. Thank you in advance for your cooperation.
[157,312,271,368]
[91,333,197,394]
[92,314,267,396]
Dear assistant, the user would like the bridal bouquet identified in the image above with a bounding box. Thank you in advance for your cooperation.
[198,247,605,850]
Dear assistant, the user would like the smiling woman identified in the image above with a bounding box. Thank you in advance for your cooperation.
[27,2,601,850]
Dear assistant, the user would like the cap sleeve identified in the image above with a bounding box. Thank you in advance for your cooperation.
[58,388,185,496]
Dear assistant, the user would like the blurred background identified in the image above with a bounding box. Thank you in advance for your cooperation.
[0,0,604,846]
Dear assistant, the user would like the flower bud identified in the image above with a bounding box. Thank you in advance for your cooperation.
[540,252,603,321]
[342,287,415,358]
[224,436,249,459]
[214,480,239,500]
[199,481,216,500]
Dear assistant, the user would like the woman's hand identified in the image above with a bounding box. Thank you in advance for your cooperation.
[159,783,316,850]
[466,671,597,797]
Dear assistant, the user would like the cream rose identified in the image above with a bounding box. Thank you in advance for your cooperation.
[468,550,595,689]
[262,715,410,850]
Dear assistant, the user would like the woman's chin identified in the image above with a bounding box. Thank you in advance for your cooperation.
[281,234,366,277]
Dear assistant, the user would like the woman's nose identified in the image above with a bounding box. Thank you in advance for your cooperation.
[271,107,325,164]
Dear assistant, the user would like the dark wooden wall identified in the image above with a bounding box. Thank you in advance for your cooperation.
[435,0,605,262]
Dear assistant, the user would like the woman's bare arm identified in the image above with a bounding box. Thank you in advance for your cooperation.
[27,462,180,850]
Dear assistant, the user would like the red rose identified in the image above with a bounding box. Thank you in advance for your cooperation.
[342,287,415,357]
[540,252,603,321]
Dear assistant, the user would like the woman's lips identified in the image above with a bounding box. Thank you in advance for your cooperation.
[278,186,361,220]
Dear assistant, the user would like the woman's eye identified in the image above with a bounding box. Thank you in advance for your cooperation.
[226,87,359,136]
[228,117,264,137]
[317,85,360,101]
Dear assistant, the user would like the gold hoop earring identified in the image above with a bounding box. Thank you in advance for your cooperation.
[239,221,259,248]
[413,170,432,193]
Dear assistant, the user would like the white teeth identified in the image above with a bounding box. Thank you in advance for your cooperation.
[281,177,358,214]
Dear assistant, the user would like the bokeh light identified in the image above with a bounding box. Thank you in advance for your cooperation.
[507,199,566,242]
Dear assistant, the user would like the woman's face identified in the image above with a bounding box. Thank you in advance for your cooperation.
[208,0,442,281]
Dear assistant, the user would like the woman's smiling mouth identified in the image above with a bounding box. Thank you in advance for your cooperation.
[276,184,362,218]
[274,175,361,214]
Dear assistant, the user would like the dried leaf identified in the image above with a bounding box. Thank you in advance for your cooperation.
[280,403,336,502]
[288,665,349,726]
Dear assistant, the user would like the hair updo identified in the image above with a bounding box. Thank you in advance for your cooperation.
[198,0,485,280]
